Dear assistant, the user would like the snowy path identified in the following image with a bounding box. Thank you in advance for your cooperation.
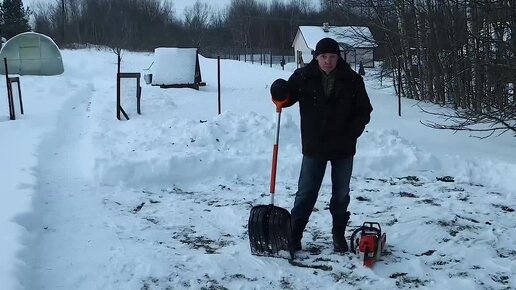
[19,81,123,289]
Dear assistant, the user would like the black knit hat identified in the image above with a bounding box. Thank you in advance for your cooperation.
[314,37,341,57]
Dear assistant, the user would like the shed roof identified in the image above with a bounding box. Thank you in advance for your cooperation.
[296,26,377,50]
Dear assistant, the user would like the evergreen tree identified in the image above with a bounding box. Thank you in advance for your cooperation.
[1,0,31,39]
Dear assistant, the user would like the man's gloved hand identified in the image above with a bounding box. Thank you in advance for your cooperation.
[270,78,289,102]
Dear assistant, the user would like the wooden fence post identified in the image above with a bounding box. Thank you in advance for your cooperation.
[117,54,121,120]
[4,58,15,120]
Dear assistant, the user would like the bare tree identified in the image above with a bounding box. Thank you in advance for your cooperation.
[361,0,515,137]
[420,102,516,138]
[184,0,211,47]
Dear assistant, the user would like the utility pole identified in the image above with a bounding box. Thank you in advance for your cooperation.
[61,0,65,42]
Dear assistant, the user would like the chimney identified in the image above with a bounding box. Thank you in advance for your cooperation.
[323,22,330,32]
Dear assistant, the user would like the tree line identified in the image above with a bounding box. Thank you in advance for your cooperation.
[28,0,327,55]
[383,0,514,136]
[7,0,516,136]
[1,0,31,39]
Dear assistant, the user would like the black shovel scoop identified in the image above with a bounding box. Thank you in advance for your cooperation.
[248,79,292,258]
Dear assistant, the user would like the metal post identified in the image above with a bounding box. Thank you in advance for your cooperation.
[117,54,121,120]
[354,50,357,71]
[136,75,141,115]
[270,49,272,68]
[61,0,65,42]
[398,57,402,117]
[16,79,23,115]
[217,56,221,115]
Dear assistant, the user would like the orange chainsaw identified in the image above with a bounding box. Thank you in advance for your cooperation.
[350,222,387,267]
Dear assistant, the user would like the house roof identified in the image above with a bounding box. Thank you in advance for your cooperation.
[296,26,377,50]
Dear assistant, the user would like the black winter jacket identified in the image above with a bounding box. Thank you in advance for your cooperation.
[285,58,373,160]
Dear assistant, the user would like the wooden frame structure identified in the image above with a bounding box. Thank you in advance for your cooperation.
[3,58,24,120]
[116,54,142,120]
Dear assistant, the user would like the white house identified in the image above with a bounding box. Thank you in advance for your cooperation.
[292,24,377,69]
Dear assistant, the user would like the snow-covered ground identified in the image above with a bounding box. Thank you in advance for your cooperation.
[1,48,515,290]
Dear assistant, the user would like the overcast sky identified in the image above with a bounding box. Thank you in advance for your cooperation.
[24,0,320,17]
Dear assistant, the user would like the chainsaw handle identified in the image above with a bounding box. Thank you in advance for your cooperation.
[349,226,363,254]
[363,222,382,232]
[349,223,382,254]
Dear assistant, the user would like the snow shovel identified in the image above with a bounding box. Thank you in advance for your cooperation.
[248,84,292,258]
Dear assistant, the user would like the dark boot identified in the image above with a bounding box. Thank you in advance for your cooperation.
[332,211,350,253]
[332,233,348,253]
[289,219,307,256]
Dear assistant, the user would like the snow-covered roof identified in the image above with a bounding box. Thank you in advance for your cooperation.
[298,26,377,49]
[152,47,197,85]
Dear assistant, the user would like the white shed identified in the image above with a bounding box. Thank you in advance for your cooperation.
[0,32,64,75]
[151,47,204,89]
[292,24,377,69]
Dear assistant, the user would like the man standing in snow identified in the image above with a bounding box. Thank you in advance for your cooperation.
[271,37,373,254]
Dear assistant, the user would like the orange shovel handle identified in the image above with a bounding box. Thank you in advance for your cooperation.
[272,98,290,113]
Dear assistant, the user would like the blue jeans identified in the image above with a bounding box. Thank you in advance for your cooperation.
[291,155,353,229]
